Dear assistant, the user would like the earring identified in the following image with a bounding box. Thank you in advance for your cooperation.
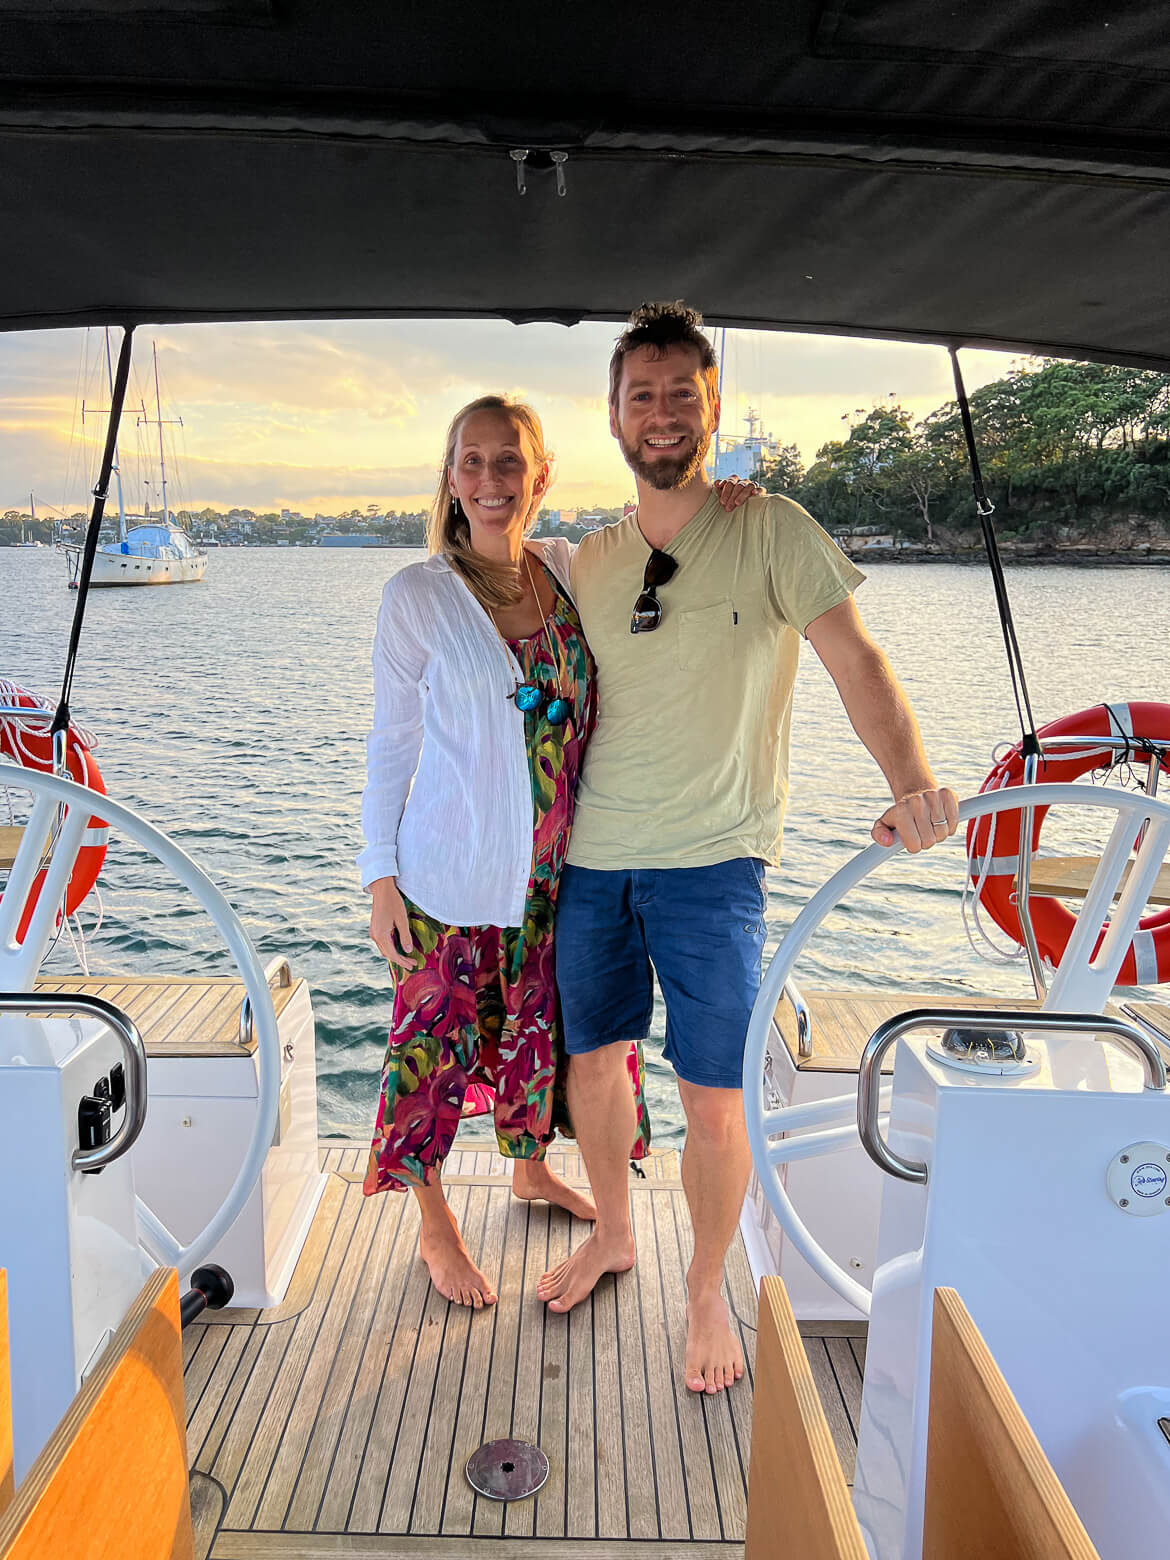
[451,493,461,517]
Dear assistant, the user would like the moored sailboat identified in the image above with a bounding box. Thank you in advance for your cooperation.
[57,337,205,589]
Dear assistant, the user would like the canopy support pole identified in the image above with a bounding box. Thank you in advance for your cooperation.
[50,326,136,773]
[949,346,1047,997]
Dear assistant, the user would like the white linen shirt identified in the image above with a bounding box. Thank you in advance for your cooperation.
[357,536,575,928]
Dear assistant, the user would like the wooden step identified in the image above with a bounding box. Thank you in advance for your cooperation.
[33,975,303,1058]
[0,828,25,873]
[773,990,1048,1074]
[1019,854,1170,906]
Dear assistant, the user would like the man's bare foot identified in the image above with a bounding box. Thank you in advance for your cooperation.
[684,1287,744,1394]
[511,1158,598,1222]
[418,1222,497,1309]
[537,1228,636,1312]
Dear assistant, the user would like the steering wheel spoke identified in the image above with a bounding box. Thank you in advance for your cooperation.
[1047,804,1170,1009]
[0,786,86,982]
[765,1120,888,1167]
[136,1197,183,1267]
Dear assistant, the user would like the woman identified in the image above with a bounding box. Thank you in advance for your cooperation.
[359,394,650,1309]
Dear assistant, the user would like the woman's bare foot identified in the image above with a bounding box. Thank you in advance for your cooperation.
[536,1227,636,1312]
[418,1224,497,1308]
[511,1158,598,1221]
[684,1286,744,1393]
[414,1183,497,1308]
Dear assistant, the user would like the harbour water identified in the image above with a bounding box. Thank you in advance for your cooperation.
[2,547,1167,1147]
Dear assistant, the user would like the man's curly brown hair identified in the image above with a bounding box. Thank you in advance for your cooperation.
[608,300,720,408]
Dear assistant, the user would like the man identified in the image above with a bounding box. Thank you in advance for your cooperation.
[538,301,958,1394]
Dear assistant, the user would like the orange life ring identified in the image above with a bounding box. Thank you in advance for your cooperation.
[0,685,109,941]
[968,701,1170,986]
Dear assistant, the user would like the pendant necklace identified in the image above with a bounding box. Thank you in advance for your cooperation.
[490,550,572,728]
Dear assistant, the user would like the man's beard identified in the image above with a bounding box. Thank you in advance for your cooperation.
[619,421,714,491]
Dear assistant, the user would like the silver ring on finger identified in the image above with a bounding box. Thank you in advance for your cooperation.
[931,817,947,827]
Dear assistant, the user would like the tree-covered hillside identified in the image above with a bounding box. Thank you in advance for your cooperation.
[759,360,1170,548]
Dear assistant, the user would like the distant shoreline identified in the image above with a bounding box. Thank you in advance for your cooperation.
[7,540,1170,567]
[844,548,1170,567]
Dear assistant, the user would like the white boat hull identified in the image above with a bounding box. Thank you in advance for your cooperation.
[84,549,206,586]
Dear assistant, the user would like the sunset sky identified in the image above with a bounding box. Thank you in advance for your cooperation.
[1,320,1014,518]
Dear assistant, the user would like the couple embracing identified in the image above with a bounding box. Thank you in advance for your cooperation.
[358,302,957,1395]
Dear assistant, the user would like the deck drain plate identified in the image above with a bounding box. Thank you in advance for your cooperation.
[465,1438,549,1501]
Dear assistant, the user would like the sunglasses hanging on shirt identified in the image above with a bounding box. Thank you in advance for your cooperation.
[630,547,679,634]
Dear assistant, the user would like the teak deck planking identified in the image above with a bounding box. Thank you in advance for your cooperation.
[771,988,1145,1074]
[1020,854,1170,907]
[32,974,303,1057]
[181,1144,854,1559]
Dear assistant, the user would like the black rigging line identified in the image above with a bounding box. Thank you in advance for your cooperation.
[51,326,136,755]
[949,347,1041,762]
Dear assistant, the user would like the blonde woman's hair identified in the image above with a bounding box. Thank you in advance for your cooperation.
[426,395,552,611]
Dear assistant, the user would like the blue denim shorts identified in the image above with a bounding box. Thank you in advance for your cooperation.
[555,857,768,1089]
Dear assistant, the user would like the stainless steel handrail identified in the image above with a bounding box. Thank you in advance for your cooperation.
[858,1007,1168,1185]
[0,991,149,1172]
[239,955,292,1048]
[781,977,813,1060]
[1141,739,1161,848]
[1014,750,1048,1000]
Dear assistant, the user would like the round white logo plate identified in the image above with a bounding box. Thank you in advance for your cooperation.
[1107,1141,1170,1217]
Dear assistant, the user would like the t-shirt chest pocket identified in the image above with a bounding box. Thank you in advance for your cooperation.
[674,597,734,671]
[674,589,769,670]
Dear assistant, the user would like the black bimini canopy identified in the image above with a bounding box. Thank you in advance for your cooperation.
[2,1,1169,367]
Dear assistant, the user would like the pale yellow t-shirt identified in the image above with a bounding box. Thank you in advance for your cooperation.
[566,491,864,870]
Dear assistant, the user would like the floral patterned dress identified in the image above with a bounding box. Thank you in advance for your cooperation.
[364,569,651,1194]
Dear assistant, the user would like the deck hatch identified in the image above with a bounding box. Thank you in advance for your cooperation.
[465,1438,550,1502]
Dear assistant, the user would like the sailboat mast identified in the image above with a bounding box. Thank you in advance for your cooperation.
[104,328,128,543]
[712,325,727,479]
[153,341,171,529]
[27,491,35,544]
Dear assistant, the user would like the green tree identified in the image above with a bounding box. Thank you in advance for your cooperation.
[755,443,804,494]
